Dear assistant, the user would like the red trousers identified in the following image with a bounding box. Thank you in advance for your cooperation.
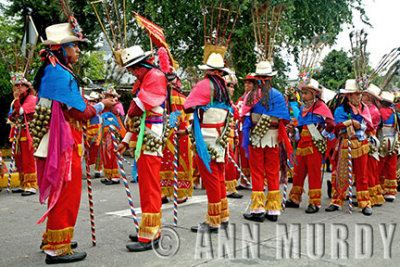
[102,129,119,179]
[378,154,398,197]
[289,150,323,206]
[225,144,239,193]
[88,143,102,171]
[366,156,385,205]
[196,155,229,227]
[42,143,82,255]
[14,128,37,189]
[137,154,162,242]
[248,145,281,213]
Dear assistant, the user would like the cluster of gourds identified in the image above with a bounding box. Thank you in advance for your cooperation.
[312,137,327,154]
[30,105,51,151]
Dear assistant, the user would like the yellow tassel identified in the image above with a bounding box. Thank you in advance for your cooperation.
[250,191,266,211]
[289,186,304,203]
[139,212,162,241]
[207,202,221,215]
[221,197,230,222]
[225,180,238,193]
[368,187,376,206]
[44,227,74,244]
[308,189,322,206]
[206,214,221,227]
[383,179,398,195]
[330,191,346,207]
[340,140,369,159]
[356,191,371,209]
[264,190,282,211]
[206,202,222,226]
[22,173,37,185]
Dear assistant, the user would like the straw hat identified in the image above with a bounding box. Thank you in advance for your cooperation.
[254,61,277,77]
[339,79,360,94]
[297,78,321,91]
[198,52,233,74]
[89,91,100,100]
[43,23,88,45]
[364,83,382,100]
[121,45,152,68]
[380,91,395,103]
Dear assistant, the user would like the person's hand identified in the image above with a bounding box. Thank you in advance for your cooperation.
[115,142,127,155]
[286,124,294,135]
[13,90,20,99]
[102,98,117,110]
[352,120,361,130]
[176,129,187,138]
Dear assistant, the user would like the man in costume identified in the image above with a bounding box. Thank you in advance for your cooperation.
[8,74,38,196]
[183,52,233,232]
[325,79,373,216]
[224,74,243,199]
[286,79,334,213]
[100,84,122,185]
[35,22,116,263]
[116,45,168,251]
[377,91,399,202]
[85,92,104,178]
[235,74,257,190]
[362,84,386,206]
[160,70,193,204]
[241,61,292,222]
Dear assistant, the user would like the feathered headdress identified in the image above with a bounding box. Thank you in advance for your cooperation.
[202,1,241,64]
[251,1,286,63]
[59,0,84,40]
[298,35,330,86]
[0,16,38,85]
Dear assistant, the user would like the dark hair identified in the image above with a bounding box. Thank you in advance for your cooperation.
[245,79,273,110]
[381,100,392,108]
[206,73,231,106]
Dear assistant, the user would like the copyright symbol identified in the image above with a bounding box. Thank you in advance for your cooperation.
[152,226,180,259]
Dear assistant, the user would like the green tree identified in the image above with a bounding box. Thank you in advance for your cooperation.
[313,49,354,91]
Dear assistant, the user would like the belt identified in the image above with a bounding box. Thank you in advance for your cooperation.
[145,116,163,124]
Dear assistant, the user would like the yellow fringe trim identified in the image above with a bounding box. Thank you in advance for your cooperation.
[221,198,230,221]
[308,189,322,206]
[225,179,238,193]
[356,190,371,209]
[139,212,162,240]
[22,172,37,185]
[374,185,386,204]
[250,191,267,211]
[330,191,347,207]
[265,190,282,211]
[206,202,222,227]
[296,146,314,157]
[104,168,119,179]
[23,182,37,190]
[368,187,376,206]
[383,179,398,195]
[43,227,74,245]
[340,140,369,159]
[161,187,194,199]
[289,186,304,203]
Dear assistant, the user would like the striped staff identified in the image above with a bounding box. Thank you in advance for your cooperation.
[6,123,20,194]
[347,114,353,214]
[227,151,251,188]
[282,180,288,212]
[121,156,134,168]
[109,125,139,232]
[172,129,179,226]
[82,126,96,246]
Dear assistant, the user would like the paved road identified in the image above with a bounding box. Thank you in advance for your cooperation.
[1,159,400,266]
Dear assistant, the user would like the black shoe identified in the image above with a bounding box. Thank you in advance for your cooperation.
[384,197,395,202]
[243,213,265,222]
[221,221,229,230]
[305,204,319,214]
[126,238,159,252]
[178,197,188,204]
[227,192,243,199]
[21,191,36,196]
[41,241,78,251]
[362,207,373,216]
[236,184,251,191]
[45,251,87,264]
[191,222,219,233]
[104,180,120,185]
[285,199,299,208]
[161,197,169,204]
[129,234,138,242]
[373,203,383,207]
[94,172,101,178]
[12,188,24,193]
[327,180,332,199]
[265,214,278,222]
[325,204,339,212]
[100,178,109,184]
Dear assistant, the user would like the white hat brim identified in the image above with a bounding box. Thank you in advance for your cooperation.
[255,71,277,77]
[198,64,233,74]
[124,51,152,68]
[340,89,360,94]
[43,36,88,45]
[297,83,321,91]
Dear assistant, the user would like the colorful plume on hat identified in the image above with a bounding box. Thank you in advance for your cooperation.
[10,72,30,86]
[59,0,84,40]
[102,83,118,95]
